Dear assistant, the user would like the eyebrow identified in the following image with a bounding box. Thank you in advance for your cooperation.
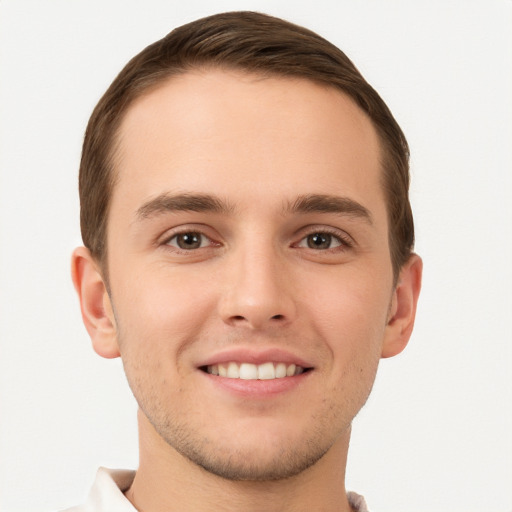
[136,192,236,220]
[287,194,373,224]
[135,192,372,224]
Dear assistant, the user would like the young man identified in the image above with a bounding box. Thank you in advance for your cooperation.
[69,11,422,512]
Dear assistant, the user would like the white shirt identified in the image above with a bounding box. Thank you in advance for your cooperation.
[60,467,370,512]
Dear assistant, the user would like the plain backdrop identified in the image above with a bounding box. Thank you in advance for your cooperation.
[1,1,511,511]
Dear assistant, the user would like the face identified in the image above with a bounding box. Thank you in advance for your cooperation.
[102,70,401,480]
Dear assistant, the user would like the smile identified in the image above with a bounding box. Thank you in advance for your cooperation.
[204,362,306,380]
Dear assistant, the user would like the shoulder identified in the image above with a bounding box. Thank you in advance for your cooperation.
[347,491,372,512]
[58,467,136,512]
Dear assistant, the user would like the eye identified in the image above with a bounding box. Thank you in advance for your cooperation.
[166,231,211,250]
[297,232,346,250]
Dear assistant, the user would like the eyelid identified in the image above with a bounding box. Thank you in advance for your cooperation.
[166,232,211,250]
[293,225,355,248]
[155,223,354,255]
[158,224,221,249]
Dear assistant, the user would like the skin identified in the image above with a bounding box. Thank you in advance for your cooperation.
[72,70,422,512]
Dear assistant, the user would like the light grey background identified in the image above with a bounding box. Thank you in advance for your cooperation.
[1,1,511,511]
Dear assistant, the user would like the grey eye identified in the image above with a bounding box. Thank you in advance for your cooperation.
[305,233,342,250]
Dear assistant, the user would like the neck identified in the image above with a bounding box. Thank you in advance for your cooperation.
[125,409,354,512]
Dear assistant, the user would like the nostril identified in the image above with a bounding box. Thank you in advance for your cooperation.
[225,312,289,328]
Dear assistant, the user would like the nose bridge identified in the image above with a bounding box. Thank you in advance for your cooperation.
[220,232,295,328]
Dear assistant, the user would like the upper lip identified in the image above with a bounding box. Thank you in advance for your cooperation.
[197,347,314,369]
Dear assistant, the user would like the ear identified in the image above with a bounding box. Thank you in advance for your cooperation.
[71,246,120,359]
[381,254,423,358]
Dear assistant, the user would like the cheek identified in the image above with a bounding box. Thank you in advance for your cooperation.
[303,268,391,369]
[111,270,216,413]
[308,269,390,332]
[112,268,218,359]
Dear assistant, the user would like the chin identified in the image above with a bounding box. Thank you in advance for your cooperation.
[174,438,330,482]
[151,413,337,482]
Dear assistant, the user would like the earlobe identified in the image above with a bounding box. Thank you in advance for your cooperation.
[381,254,423,358]
[71,247,120,359]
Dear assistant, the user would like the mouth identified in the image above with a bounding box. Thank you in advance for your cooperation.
[200,362,311,380]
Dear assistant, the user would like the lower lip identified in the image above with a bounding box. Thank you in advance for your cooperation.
[200,370,311,398]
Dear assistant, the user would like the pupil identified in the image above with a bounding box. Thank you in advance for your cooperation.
[308,233,331,249]
[178,232,201,249]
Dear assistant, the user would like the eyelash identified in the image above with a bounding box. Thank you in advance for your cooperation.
[294,228,354,251]
[161,226,353,254]
[163,229,219,253]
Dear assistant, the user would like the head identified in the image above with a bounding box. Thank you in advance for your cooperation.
[79,11,413,282]
[72,12,421,483]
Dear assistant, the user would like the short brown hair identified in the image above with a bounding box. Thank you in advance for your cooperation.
[79,11,414,279]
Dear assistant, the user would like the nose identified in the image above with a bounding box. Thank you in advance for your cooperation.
[218,242,297,330]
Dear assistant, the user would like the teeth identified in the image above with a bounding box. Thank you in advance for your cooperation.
[286,363,296,377]
[258,362,275,380]
[205,362,306,380]
[275,363,287,378]
[239,363,258,380]
[227,362,239,378]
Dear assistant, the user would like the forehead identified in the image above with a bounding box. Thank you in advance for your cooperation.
[112,69,384,219]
